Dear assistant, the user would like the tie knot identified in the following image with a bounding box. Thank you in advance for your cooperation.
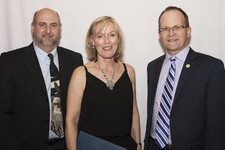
[48,53,54,62]
[48,53,59,77]
[170,56,176,62]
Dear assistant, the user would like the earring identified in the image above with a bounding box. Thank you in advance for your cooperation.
[92,45,96,51]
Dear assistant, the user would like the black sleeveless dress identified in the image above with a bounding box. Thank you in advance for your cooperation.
[78,64,137,150]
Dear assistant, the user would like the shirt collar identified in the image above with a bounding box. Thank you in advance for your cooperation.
[33,42,57,63]
[165,46,190,62]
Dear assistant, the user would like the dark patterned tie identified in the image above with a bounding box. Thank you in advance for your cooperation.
[155,57,176,149]
[48,53,64,138]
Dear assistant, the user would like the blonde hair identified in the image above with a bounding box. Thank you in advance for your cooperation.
[85,16,124,62]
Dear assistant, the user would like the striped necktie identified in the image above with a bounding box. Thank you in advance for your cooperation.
[155,57,176,149]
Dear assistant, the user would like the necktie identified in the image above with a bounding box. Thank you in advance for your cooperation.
[48,54,64,138]
[155,57,176,149]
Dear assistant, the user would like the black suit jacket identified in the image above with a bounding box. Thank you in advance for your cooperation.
[144,48,225,150]
[0,43,83,150]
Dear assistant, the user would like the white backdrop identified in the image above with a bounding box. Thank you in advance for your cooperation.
[1,0,225,142]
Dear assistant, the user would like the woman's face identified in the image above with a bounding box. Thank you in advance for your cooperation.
[92,22,119,60]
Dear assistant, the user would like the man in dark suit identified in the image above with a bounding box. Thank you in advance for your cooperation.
[144,6,225,150]
[0,8,83,150]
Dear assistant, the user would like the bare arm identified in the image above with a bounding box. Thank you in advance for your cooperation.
[65,66,86,150]
[126,64,142,150]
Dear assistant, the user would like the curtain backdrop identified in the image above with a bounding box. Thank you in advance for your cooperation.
[1,0,224,142]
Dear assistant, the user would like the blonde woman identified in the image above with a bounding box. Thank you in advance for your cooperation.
[65,16,142,150]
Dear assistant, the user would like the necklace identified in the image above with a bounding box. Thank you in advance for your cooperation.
[97,62,116,90]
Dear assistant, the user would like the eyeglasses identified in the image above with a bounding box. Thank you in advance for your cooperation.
[159,25,188,33]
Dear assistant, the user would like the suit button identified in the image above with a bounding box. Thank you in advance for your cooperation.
[44,120,48,123]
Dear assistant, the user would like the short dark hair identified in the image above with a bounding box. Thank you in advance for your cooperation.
[158,6,189,32]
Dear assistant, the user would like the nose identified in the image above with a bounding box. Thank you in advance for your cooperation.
[45,26,51,33]
[104,36,109,43]
[168,28,175,36]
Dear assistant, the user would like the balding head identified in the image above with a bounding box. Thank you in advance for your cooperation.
[31,8,62,53]
[32,8,61,26]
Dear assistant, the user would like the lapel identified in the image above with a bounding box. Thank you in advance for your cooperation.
[148,55,165,111]
[173,48,198,103]
[57,47,70,97]
[21,43,47,95]
[146,55,165,137]
[151,55,165,100]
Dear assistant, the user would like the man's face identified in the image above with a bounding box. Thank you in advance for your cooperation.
[159,10,191,55]
[31,9,61,52]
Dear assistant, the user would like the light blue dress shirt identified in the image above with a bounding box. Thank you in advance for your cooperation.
[33,42,60,139]
[151,46,190,144]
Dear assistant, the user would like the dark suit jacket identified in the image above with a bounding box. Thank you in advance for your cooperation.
[0,43,83,150]
[144,48,225,150]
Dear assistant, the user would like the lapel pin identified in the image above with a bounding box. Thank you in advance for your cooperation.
[186,64,190,68]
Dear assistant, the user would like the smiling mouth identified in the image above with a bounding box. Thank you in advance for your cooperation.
[168,39,178,42]
[103,46,113,50]
[43,35,52,38]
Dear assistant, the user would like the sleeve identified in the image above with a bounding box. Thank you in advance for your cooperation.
[205,59,225,150]
[0,53,20,150]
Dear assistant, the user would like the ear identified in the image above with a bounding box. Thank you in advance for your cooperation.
[31,23,34,34]
[187,27,192,38]
[158,32,162,41]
